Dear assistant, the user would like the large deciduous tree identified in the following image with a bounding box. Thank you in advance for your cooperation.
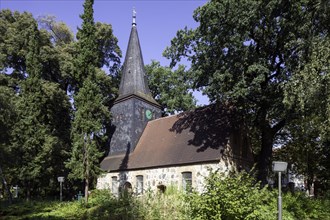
[0,10,71,199]
[145,60,196,115]
[0,74,17,203]
[164,0,329,184]
[0,4,121,200]
[282,36,330,193]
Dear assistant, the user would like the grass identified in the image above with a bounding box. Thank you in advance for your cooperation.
[1,188,330,220]
[0,200,86,220]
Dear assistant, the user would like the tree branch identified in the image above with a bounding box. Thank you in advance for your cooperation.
[271,118,286,135]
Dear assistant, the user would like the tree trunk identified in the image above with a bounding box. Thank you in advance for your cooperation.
[84,138,89,204]
[85,177,89,204]
[0,165,12,204]
[26,181,31,201]
[257,128,275,186]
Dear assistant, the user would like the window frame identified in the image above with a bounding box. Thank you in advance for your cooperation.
[111,176,118,196]
[182,171,192,192]
[136,175,144,195]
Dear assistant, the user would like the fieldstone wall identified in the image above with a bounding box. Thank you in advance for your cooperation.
[97,159,235,194]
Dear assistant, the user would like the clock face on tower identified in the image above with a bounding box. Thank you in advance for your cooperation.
[145,109,152,120]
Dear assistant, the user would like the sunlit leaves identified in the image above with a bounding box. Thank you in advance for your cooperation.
[145,60,196,115]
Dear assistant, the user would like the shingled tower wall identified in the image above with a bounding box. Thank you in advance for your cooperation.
[107,10,161,156]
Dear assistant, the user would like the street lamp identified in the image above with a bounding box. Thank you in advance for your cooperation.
[57,176,65,201]
[272,161,288,220]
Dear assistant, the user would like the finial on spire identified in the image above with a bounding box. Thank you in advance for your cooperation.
[132,7,136,26]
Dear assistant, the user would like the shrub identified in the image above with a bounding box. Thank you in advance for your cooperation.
[283,192,330,220]
[140,185,190,220]
[1,182,329,219]
[86,189,144,220]
[187,169,277,220]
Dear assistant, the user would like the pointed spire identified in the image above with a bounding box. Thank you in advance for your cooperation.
[132,7,136,26]
[117,10,159,106]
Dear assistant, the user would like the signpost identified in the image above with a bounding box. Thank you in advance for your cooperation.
[12,185,19,198]
[272,161,288,220]
[57,176,64,201]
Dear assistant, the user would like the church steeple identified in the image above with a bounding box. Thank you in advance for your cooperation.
[117,9,158,106]
[104,9,162,156]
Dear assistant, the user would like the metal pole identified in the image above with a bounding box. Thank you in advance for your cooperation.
[278,171,282,220]
[60,181,63,201]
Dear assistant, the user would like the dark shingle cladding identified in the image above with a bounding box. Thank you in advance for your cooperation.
[102,11,161,158]
[116,17,159,106]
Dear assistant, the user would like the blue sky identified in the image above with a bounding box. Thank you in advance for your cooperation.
[0,0,209,105]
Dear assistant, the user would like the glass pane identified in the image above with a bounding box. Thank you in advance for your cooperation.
[182,172,192,192]
[136,175,143,195]
[111,176,118,195]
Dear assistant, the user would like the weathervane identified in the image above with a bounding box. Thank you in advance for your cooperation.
[132,7,136,26]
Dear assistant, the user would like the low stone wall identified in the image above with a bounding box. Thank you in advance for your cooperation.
[97,160,234,194]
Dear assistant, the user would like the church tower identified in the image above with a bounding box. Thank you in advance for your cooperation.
[107,9,161,156]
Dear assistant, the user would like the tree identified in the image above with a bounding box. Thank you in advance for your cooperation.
[38,15,74,46]
[0,10,72,90]
[145,60,196,115]
[66,78,109,203]
[0,75,17,203]
[0,8,121,200]
[188,170,276,220]
[10,17,71,199]
[66,0,112,204]
[0,10,42,80]
[95,22,121,73]
[164,0,329,184]
[282,37,330,194]
[37,15,77,92]
[40,17,121,93]
[11,79,71,199]
[0,10,71,199]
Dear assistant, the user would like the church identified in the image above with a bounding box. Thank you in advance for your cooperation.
[97,12,253,195]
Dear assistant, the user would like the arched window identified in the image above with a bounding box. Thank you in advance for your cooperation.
[136,175,144,195]
[119,182,133,197]
[157,184,166,194]
[182,172,192,192]
[123,182,132,191]
[111,176,118,196]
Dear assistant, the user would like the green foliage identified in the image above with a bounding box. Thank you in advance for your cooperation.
[74,0,98,88]
[145,60,196,115]
[0,200,86,219]
[283,192,330,220]
[187,170,277,220]
[38,15,74,46]
[0,9,72,198]
[95,22,122,72]
[66,0,116,204]
[0,10,38,77]
[10,78,71,198]
[2,187,329,219]
[164,0,330,184]
[282,37,330,192]
[140,186,191,220]
[67,78,109,181]
[0,75,17,152]
[0,4,121,200]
